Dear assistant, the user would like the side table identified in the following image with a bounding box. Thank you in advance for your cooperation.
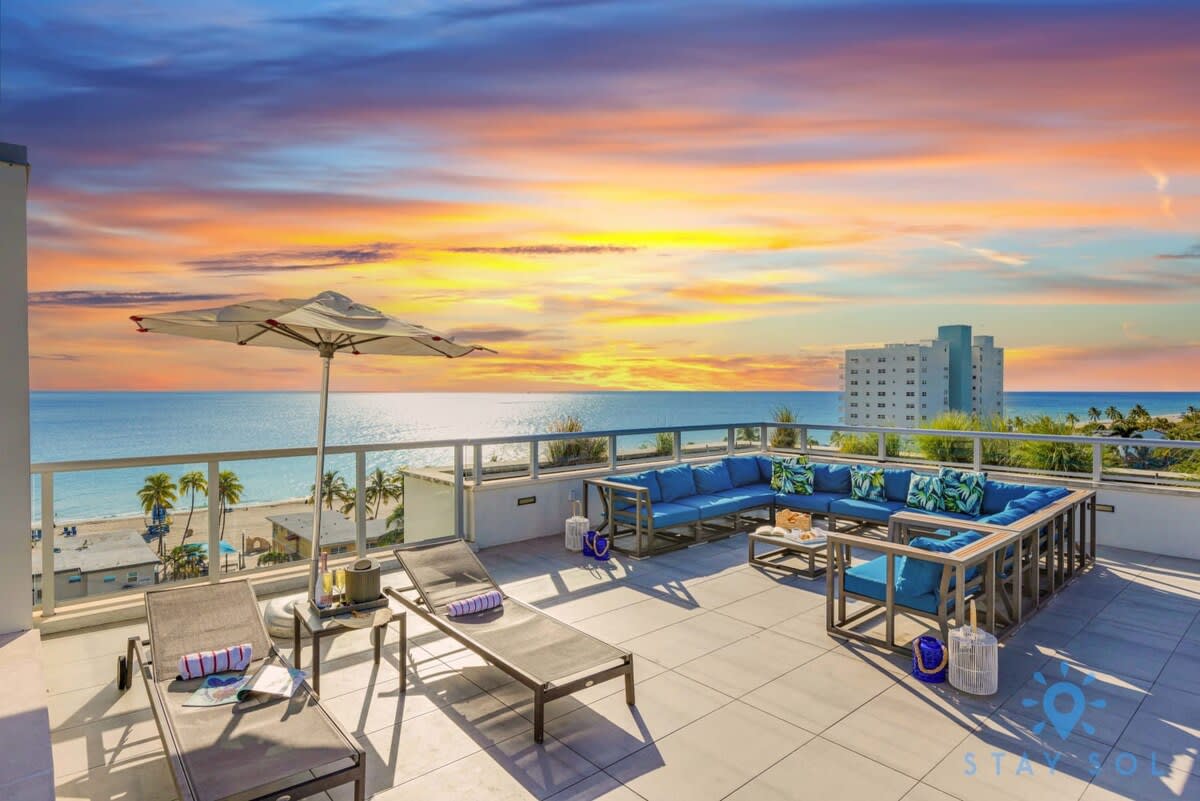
[293,602,406,695]
[747,527,842,579]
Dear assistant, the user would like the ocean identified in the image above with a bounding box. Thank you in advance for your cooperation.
[32,391,1200,521]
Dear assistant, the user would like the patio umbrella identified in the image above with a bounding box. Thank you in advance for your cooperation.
[131,290,492,603]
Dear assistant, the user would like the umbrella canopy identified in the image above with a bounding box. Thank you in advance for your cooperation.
[131,290,492,605]
[131,290,486,358]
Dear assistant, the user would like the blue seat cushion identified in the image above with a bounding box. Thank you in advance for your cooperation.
[981,480,1037,514]
[656,464,697,503]
[829,497,906,523]
[607,470,662,503]
[724,456,762,487]
[776,490,841,514]
[843,555,939,614]
[693,461,734,494]
[714,483,776,509]
[883,468,914,502]
[977,507,1026,526]
[898,530,985,596]
[614,500,700,529]
[905,507,976,522]
[813,463,852,494]
[674,494,743,518]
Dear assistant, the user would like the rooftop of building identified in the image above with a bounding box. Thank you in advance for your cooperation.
[267,512,390,545]
[31,529,159,577]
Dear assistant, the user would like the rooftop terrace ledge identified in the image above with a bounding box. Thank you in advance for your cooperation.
[33,452,1200,636]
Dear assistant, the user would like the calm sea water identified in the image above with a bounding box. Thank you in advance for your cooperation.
[32,391,1200,521]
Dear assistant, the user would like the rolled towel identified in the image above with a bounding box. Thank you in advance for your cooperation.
[178,643,253,680]
[446,590,503,617]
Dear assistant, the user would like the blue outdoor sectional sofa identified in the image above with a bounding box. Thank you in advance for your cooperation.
[583,454,1096,650]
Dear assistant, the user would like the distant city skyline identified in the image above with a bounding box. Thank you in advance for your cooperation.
[4,1,1198,391]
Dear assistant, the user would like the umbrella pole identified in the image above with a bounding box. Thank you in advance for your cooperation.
[307,346,335,602]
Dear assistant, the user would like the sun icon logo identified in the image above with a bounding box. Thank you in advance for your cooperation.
[1023,661,1107,740]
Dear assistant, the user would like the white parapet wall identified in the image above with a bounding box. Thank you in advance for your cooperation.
[1091,484,1200,561]
[0,145,31,634]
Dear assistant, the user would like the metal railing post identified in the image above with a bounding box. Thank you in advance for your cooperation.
[673,430,683,462]
[727,428,735,455]
[608,435,617,470]
[355,451,367,557]
[529,439,540,479]
[799,426,809,454]
[877,431,888,461]
[40,472,55,616]
[973,437,983,471]
[472,443,483,487]
[207,460,221,583]
[454,445,466,540]
[1092,444,1103,483]
[759,424,769,452]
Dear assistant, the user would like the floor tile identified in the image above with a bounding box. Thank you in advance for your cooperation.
[619,611,760,668]
[718,585,823,627]
[725,736,915,801]
[675,629,826,698]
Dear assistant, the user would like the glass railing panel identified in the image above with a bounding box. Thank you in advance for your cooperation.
[538,435,608,474]
[732,425,760,452]
[679,428,727,461]
[614,432,674,467]
[478,443,529,480]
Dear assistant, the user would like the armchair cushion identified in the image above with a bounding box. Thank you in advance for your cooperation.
[657,464,697,503]
[843,555,938,614]
[850,465,886,501]
[897,530,985,596]
[813,463,852,494]
[939,467,987,517]
[693,461,734,494]
[607,470,662,503]
[724,456,762,487]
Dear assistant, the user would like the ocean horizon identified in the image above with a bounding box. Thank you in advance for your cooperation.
[32,390,1200,521]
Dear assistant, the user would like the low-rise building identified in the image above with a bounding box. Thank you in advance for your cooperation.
[31,529,160,605]
[267,513,392,558]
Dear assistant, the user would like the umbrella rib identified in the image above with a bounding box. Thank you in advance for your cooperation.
[270,323,321,348]
[238,326,274,346]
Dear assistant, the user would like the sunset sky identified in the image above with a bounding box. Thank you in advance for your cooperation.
[5,0,1198,392]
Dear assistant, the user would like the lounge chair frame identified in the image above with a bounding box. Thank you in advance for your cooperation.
[117,581,366,801]
[385,542,634,743]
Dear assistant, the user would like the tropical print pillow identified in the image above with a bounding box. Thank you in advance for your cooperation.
[770,458,814,495]
[906,474,945,512]
[939,467,986,516]
[849,465,886,502]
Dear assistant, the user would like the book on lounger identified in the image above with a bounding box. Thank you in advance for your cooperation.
[235,663,306,704]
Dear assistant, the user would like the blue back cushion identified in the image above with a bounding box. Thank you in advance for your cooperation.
[1043,486,1071,502]
[981,480,1036,514]
[978,507,1026,526]
[724,456,762,487]
[813,463,852,494]
[1009,490,1052,515]
[883,469,913,502]
[898,530,985,596]
[609,470,662,503]
[693,461,734,494]
[656,464,697,502]
[756,455,775,482]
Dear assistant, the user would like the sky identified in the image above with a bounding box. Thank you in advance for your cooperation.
[4,0,1199,392]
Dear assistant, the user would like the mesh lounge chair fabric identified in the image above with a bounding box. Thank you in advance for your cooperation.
[388,541,634,742]
[128,580,365,801]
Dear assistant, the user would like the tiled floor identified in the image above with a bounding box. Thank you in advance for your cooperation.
[42,535,1200,800]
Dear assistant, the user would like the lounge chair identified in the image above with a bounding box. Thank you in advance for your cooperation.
[117,580,366,801]
[384,541,635,743]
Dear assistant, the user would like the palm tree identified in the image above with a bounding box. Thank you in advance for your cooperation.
[339,487,358,518]
[216,470,243,537]
[1104,405,1122,423]
[177,471,207,545]
[1087,407,1102,424]
[1129,403,1150,422]
[308,469,349,510]
[1065,412,1079,428]
[365,467,404,519]
[138,472,178,516]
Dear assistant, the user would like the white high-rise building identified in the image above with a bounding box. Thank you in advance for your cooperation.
[840,325,1004,428]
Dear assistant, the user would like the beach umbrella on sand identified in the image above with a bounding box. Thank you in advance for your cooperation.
[130,290,493,609]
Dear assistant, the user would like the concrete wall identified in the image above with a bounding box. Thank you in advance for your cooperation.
[402,469,457,545]
[469,474,590,549]
[0,146,31,634]
[1091,485,1200,561]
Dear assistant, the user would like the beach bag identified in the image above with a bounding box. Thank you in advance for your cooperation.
[582,530,597,558]
[592,532,611,561]
[911,635,947,684]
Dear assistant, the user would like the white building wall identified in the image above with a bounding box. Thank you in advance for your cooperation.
[972,335,1005,422]
[843,341,950,428]
[0,146,31,634]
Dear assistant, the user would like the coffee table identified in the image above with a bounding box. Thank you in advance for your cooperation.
[747,526,839,579]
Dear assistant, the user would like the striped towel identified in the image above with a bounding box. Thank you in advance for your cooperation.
[446,590,503,617]
[178,643,253,680]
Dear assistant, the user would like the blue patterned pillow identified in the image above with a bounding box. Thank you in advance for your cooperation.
[849,465,886,502]
[770,458,813,495]
[906,474,945,512]
[939,467,986,517]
